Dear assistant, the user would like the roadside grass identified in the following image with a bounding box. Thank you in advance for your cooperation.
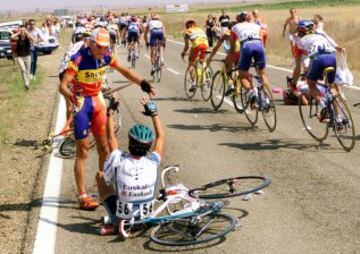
[0,61,42,146]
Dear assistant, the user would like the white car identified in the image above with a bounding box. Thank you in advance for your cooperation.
[37,35,59,55]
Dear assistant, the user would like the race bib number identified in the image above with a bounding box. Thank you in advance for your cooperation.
[116,200,154,219]
[308,42,333,56]
[240,31,255,42]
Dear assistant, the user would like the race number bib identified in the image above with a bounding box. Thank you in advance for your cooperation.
[308,42,333,57]
[116,200,154,219]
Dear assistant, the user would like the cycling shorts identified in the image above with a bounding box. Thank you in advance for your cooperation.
[74,94,107,140]
[149,30,164,47]
[190,44,208,62]
[306,53,336,83]
[238,40,266,71]
[109,30,117,43]
[127,31,139,42]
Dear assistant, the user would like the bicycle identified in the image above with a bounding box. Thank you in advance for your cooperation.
[151,39,163,83]
[183,52,213,101]
[239,63,277,132]
[43,84,130,158]
[210,59,244,113]
[113,165,271,246]
[299,67,355,152]
[129,40,137,68]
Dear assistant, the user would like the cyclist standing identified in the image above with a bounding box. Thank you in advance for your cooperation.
[229,12,269,106]
[144,14,166,76]
[59,28,155,210]
[181,20,209,92]
[96,98,165,235]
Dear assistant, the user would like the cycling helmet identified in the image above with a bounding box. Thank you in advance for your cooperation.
[236,11,248,22]
[128,124,154,156]
[297,20,314,33]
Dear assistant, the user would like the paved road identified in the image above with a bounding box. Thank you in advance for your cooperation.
[37,40,360,254]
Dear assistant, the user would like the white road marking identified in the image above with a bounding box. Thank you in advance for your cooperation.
[166,67,180,75]
[144,54,150,59]
[32,96,66,254]
[167,39,360,91]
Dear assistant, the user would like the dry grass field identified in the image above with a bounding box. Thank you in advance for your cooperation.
[162,5,360,80]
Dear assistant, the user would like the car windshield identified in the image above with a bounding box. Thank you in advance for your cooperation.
[0,31,10,40]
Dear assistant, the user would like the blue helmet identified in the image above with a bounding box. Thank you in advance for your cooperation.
[297,20,314,33]
[128,124,154,156]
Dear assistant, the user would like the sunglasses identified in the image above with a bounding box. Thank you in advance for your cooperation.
[93,42,109,50]
[30,23,35,25]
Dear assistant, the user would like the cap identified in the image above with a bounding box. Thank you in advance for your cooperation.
[91,28,110,47]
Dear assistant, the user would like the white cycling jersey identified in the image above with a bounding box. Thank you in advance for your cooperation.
[148,20,163,32]
[104,149,161,219]
[296,32,337,58]
[231,22,261,43]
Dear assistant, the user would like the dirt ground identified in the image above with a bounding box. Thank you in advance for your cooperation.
[0,45,64,253]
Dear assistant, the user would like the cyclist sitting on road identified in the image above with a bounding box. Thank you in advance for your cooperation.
[181,20,209,92]
[294,20,345,122]
[228,12,269,106]
[96,98,165,235]
[206,21,241,95]
[59,28,155,211]
[144,14,166,76]
[126,16,142,62]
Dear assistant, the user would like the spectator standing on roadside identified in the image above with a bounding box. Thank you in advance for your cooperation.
[219,9,230,35]
[11,25,35,90]
[282,8,301,55]
[41,17,53,40]
[313,14,324,33]
[52,18,61,40]
[205,15,217,48]
[27,19,44,80]
[252,9,269,48]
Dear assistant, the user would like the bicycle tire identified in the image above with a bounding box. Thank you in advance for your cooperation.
[156,53,162,83]
[58,136,76,159]
[189,176,271,199]
[298,93,329,142]
[210,70,226,111]
[200,65,212,101]
[131,54,136,68]
[150,213,236,246]
[184,67,196,99]
[332,96,356,151]
[240,84,258,126]
[261,85,277,132]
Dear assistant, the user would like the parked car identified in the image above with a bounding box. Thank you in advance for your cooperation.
[37,35,59,55]
[0,28,14,59]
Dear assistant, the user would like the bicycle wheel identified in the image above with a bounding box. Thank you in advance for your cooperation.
[184,67,197,99]
[232,81,244,113]
[332,96,355,151]
[240,84,258,126]
[189,176,271,199]
[58,136,76,159]
[156,53,162,83]
[150,213,236,246]
[298,93,329,142]
[260,85,277,132]
[201,66,212,101]
[131,52,136,68]
[210,71,226,111]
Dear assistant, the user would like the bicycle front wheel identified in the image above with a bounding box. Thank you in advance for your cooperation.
[210,70,226,110]
[261,85,277,132]
[299,93,329,142]
[332,96,356,151]
[150,213,236,246]
[240,85,258,126]
[184,67,197,99]
[201,66,212,101]
[58,137,76,159]
[156,57,162,83]
[189,176,271,199]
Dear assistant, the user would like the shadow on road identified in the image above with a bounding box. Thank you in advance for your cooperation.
[174,107,228,114]
[152,96,201,102]
[168,123,256,133]
[219,138,335,152]
[143,236,227,252]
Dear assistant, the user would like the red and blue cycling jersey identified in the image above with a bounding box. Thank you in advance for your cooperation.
[65,47,119,140]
